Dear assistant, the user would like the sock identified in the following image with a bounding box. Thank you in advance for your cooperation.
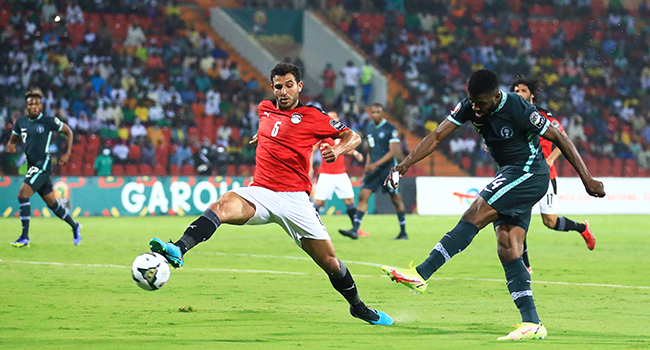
[352,211,364,232]
[397,210,406,235]
[175,209,221,255]
[19,197,30,240]
[328,260,361,306]
[522,239,530,268]
[48,202,78,229]
[503,257,540,324]
[553,217,586,232]
[346,204,357,226]
[416,220,479,280]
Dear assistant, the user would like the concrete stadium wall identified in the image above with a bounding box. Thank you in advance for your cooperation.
[416,177,650,215]
[302,11,387,106]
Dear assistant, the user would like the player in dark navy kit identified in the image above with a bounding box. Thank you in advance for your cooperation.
[339,103,408,240]
[381,70,605,340]
[6,89,81,247]
[511,77,595,274]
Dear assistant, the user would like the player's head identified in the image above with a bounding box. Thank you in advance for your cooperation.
[270,63,303,111]
[369,103,384,124]
[25,88,43,118]
[467,69,501,117]
[510,76,541,104]
[327,111,339,121]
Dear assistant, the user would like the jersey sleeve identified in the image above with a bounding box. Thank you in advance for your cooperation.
[313,111,349,139]
[47,116,64,132]
[445,99,472,126]
[523,105,551,136]
[12,120,20,135]
[388,124,400,143]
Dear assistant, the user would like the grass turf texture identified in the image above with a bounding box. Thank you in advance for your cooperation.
[1,215,649,349]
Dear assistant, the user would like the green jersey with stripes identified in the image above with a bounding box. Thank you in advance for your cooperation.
[12,113,63,172]
[365,119,400,169]
[446,91,550,174]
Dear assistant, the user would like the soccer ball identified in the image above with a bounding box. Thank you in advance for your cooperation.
[131,252,171,291]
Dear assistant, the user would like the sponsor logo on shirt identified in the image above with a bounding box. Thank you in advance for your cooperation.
[529,111,547,128]
[291,113,302,124]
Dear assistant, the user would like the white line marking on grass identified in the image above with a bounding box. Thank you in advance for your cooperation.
[2,257,648,290]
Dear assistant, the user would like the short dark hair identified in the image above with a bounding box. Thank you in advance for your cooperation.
[25,88,43,100]
[467,69,499,96]
[270,63,301,83]
[371,102,384,110]
[510,76,542,103]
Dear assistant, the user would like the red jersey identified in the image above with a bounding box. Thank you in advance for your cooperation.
[317,138,346,175]
[252,100,349,193]
[537,106,564,180]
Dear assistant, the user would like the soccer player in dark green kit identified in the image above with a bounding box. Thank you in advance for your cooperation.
[6,89,81,247]
[339,103,408,240]
[381,70,605,340]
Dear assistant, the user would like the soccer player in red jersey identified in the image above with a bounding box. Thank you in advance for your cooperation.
[511,77,596,273]
[150,63,392,325]
[311,111,365,228]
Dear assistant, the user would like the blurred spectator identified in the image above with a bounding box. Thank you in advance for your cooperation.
[340,60,360,101]
[171,140,194,169]
[94,148,114,176]
[321,63,337,107]
[361,59,374,105]
[112,141,129,164]
[141,139,156,165]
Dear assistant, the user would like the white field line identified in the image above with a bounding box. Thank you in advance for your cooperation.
[1,255,649,290]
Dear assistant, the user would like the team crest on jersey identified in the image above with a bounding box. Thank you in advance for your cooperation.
[291,113,302,124]
[529,111,547,128]
[500,126,513,139]
[329,119,346,131]
[379,132,385,138]
[36,125,45,133]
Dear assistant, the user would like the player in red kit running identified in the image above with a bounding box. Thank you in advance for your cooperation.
[511,77,596,273]
[149,63,392,325]
[311,111,365,229]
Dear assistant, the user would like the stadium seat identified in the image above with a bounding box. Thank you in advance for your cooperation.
[128,144,142,162]
[598,158,612,176]
[170,164,180,176]
[112,164,125,176]
[69,163,81,176]
[153,164,167,175]
[83,163,94,176]
[59,164,69,176]
[140,164,153,175]
[612,159,623,176]
[126,164,139,176]
[227,165,237,176]
[182,164,195,175]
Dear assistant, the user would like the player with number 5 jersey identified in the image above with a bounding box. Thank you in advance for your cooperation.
[149,63,393,326]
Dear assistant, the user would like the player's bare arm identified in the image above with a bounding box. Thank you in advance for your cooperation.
[542,125,605,198]
[6,133,19,153]
[321,129,360,163]
[59,123,74,166]
[546,146,562,167]
[390,119,459,177]
[367,142,402,173]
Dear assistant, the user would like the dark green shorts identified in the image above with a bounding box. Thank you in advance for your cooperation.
[479,165,549,231]
[362,165,397,194]
[24,166,54,196]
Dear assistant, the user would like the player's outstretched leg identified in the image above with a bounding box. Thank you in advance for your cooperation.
[382,220,479,293]
[12,197,31,247]
[551,216,595,250]
[48,201,81,245]
[579,220,595,250]
[151,209,221,268]
[329,259,392,325]
[339,211,363,239]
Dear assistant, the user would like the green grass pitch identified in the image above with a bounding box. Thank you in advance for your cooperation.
[1,214,649,349]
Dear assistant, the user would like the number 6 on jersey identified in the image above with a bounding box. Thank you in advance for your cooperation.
[271,121,282,137]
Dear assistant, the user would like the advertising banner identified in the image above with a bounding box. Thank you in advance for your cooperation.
[416,177,650,215]
[0,176,372,218]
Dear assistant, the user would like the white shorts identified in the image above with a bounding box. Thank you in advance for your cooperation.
[231,186,331,247]
[313,173,355,201]
[536,179,557,215]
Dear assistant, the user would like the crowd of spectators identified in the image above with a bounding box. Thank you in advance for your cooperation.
[0,0,265,176]
[321,0,650,175]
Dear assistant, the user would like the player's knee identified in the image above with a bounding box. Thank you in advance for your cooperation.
[208,192,241,221]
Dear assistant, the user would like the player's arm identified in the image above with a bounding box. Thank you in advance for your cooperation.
[59,123,74,165]
[546,146,562,167]
[309,144,318,179]
[321,129,360,163]
[542,125,605,197]
[392,119,459,175]
[6,133,19,153]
